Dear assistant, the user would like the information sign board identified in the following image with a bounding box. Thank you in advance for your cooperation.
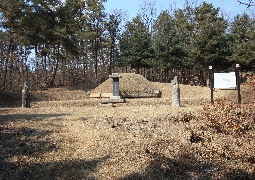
[214,72,236,89]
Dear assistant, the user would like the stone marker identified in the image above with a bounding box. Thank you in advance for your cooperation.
[102,73,125,106]
[171,76,180,107]
[22,82,30,108]
[109,73,122,100]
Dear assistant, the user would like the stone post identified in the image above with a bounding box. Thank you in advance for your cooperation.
[171,76,180,107]
[22,82,30,108]
[109,73,122,100]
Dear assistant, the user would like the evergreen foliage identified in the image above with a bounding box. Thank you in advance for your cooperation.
[120,16,154,71]
[190,2,229,70]
[228,13,255,70]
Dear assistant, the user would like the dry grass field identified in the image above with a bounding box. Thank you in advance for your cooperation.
[1,80,255,179]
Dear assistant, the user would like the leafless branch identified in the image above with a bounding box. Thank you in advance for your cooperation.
[237,0,255,8]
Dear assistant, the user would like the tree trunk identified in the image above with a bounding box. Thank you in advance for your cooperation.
[2,39,14,92]
[49,43,60,87]
[2,61,8,92]
[109,37,114,75]
[35,45,40,87]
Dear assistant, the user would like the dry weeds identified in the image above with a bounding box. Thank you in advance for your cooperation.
[0,82,255,179]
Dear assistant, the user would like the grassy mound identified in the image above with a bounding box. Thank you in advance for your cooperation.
[91,73,161,98]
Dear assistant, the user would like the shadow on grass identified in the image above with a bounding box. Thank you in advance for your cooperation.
[0,113,71,123]
[1,156,109,180]
[0,113,72,158]
[0,92,21,107]
[119,153,255,180]
[0,112,104,179]
[0,126,58,156]
[0,125,58,179]
[225,169,255,180]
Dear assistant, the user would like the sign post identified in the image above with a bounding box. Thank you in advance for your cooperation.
[236,64,241,104]
[209,66,213,104]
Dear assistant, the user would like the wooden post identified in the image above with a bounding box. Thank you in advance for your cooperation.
[236,64,241,104]
[22,82,30,108]
[209,66,214,105]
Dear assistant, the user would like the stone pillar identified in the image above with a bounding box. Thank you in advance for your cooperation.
[171,76,180,107]
[109,73,122,100]
[22,82,30,108]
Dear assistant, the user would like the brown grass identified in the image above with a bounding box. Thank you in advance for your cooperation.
[0,83,255,179]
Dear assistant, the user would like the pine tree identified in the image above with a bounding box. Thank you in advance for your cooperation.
[120,16,154,73]
[191,2,229,70]
[228,13,255,70]
[152,11,186,69]
[0,0,26,91]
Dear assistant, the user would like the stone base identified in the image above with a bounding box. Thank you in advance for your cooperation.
[110,96,122,100]
[101,98,125,104]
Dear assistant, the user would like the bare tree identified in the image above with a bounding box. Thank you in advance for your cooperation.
[139,0,157,32]
[237,0,255,7]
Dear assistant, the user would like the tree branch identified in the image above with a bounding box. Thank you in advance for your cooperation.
[237,0,255,7]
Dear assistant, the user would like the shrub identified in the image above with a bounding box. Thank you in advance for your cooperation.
[203,97,255,136]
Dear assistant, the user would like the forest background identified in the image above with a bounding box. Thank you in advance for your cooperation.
[0,0,255,92]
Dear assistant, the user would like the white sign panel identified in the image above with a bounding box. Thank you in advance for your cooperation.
[214,72,236,89]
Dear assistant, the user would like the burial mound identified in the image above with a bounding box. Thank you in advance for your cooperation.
[90,73,161,98]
